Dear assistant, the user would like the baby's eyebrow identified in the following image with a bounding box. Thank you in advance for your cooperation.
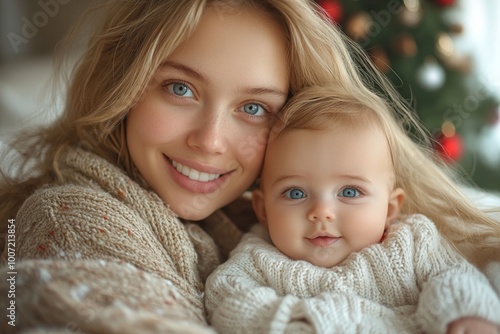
[270,174,300,187]
[336,174,372,184]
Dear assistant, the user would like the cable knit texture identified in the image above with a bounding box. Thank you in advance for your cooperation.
[0,147,242,333]
[205,214,500,333]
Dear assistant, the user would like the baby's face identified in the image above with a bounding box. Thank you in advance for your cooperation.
[255,124,399,267]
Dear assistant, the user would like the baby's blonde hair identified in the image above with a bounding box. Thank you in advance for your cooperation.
[273,85,500,268]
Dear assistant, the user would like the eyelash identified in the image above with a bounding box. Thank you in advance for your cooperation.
[240,101,273,121]
[338,186,364,198]
[280,186,306,198]
[161,80,195,99]
[160,79,276,126]
[279,185,365,199]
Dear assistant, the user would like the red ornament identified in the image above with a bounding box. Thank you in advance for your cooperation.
[433,0,456,7]
[488,107,500,125]
[434,133,464,162]
[317,0,343,23]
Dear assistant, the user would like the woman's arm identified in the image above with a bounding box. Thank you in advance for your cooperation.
[0,259,215,334]
[2,185,214,333]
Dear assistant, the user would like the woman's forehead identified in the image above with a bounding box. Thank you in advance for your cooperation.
[164,6,290,90]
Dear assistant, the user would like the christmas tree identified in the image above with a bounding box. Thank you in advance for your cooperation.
[316,0,500,192]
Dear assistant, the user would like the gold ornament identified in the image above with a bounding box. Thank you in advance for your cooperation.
[449,23,464,35]
[393,33,418,57]
[398,0,422,27]
[436,33,454,58]
[345,12,372,41]
[436,32,472,73]
[370,46,391,73]
[441,120,456,137]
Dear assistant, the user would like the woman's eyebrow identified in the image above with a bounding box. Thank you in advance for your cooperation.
[241,87,288,99]
[159,61,287,99]
[159,61,206,82]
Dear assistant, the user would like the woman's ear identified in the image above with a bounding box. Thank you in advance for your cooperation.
[251,189,268,229]
[386,187,405,227]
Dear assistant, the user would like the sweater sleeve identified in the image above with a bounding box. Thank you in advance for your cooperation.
[410,215,500,333]
[0,259,216,334]
[205,233,415,334]
[2,185,213,333]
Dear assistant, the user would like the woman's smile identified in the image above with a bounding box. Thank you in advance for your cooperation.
[170,158,222,182]
[165,155,232,194]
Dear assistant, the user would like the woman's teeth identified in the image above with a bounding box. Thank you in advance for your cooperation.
[172,160,220,182]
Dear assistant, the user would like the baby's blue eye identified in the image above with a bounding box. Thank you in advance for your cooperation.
[243,103,266,116]
[339,187,359,198]
[168,83,194,97]
[284,188,306,199]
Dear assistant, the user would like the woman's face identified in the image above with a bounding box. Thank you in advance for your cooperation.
[127,7,289,220]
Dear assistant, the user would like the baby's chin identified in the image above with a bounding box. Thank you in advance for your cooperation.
[299,253,346,268]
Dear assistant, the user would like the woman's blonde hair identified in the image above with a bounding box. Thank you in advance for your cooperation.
[274,85,500,268]
[0,0,424,249]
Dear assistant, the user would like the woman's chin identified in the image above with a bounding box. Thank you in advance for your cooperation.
[170,205,210,221]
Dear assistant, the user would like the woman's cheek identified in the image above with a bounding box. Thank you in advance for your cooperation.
[237,127,270,165]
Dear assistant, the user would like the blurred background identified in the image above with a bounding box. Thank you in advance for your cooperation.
[1,0,500,192]
[0,0,91,134]
[316,0,500,192]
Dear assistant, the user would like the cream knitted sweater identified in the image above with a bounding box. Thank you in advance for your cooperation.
[205,214,500,334]
[0,147,243,334]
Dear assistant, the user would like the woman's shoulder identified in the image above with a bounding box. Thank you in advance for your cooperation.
[12,179,193,268]
[16,147,169,228]
[15,183,143,248]
[18,182,129,220]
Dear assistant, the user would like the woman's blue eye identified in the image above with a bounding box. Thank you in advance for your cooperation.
[339,187,359,198]
[284,188,306,199]
[243,103,266,116]
[168,83,193,97]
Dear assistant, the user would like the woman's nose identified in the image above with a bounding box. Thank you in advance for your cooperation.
[187,111,228,154]
[307,201,335,222]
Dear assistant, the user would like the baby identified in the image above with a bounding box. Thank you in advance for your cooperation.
[205,86,500,333]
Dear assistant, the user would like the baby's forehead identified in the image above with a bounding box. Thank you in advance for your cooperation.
[264,122,392,170]
[268,117,384,145]
[262,123,395,189]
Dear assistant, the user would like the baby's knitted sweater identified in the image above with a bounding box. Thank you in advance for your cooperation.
[0,147,242,334]
[205,214,500,333]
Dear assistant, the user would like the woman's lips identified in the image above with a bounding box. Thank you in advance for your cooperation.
[165,155,231,194]
[171,160,221,182]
